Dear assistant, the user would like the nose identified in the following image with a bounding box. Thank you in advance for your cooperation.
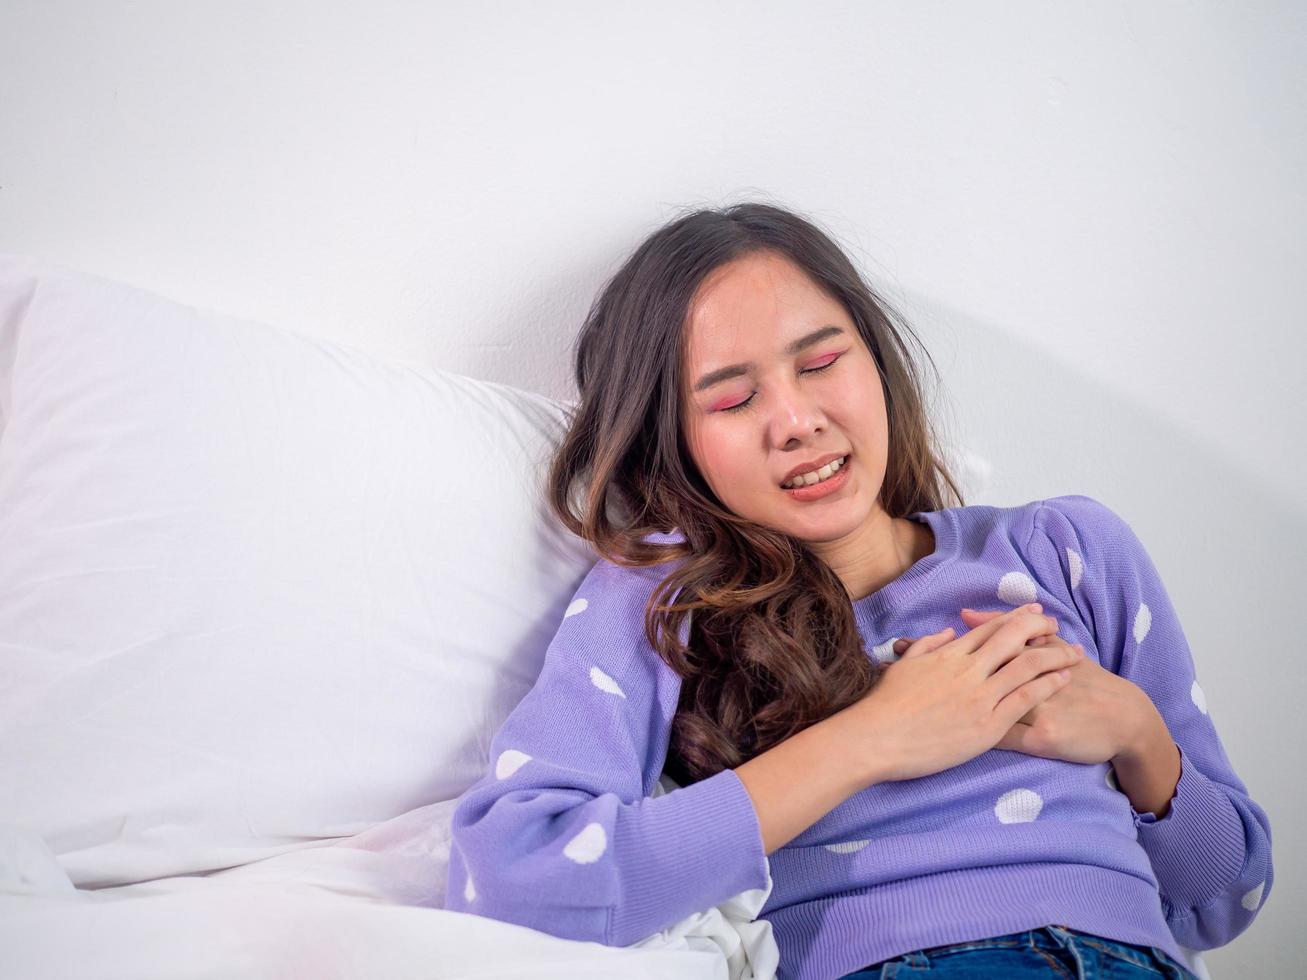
[771,384,827,449]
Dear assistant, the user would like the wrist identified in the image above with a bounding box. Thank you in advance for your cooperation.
[1111,686,1165,766]
[1109,692,1182,820]
[824,706,898,791]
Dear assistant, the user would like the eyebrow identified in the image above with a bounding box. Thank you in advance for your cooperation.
[692,325,848,393]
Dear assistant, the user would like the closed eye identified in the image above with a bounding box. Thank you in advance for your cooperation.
[721,355,842,414]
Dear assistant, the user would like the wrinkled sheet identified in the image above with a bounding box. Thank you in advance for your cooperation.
[0,797,1214,980]
[0,797,779,980]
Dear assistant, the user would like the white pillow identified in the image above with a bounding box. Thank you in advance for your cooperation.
[0,253,597,888]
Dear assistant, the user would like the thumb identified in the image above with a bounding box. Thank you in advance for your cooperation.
[994,722,1054,758]
[994,723,1035,754]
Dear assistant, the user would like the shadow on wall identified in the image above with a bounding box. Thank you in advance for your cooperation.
[913,292,1300,978]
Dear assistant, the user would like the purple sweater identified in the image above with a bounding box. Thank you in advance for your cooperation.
[444,495,1273,980]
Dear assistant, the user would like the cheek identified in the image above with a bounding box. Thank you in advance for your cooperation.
[842,372,888,431]
[697,433,743,482]
[689,423,758,491]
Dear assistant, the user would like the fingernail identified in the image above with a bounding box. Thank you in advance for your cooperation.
[961,607,974,614]
[1027,603,1043,612]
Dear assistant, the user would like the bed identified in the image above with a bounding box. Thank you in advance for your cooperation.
[0,254,1206,979]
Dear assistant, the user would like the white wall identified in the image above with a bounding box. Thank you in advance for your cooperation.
[2,0,1302,972]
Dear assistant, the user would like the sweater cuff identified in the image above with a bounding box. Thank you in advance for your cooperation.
[607,766,771,946]
[1131,743,1246,910]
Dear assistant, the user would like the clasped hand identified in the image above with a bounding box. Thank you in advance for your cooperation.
[892,606,1146,766]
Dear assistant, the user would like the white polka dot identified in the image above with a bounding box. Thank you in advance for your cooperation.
[1191,679,1208,715]
[824,839,871,854]
[565,597,589,618]
[871,638,900,663]
[563,822,608,863]
[1106,767,1120,792]
[495,749,532,779]
[1133,603,1152,645]
[464,872,476,902]
[995,788,1044,823]
[997,572,1039,606]
[1067,548,1084,590]
[1241,881,1264,911]
[590,666,626,698]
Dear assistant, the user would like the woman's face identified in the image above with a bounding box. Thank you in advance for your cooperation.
[680,250,891,544]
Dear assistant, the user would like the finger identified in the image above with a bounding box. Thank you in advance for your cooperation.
[982,637,1080,690]
[943,606,1045,659]
[995,645,1080,696]
[897,627,956,659]
[960,604,1041,625]
[902,604,1042,654]
[953,610,1059,662]
[1041,638,1082,658]
[1016,704,1041,726]
[990,659,1074,725]
[994,722,1053,757]
[993,724,1028,753]
[1029,636,1083,661]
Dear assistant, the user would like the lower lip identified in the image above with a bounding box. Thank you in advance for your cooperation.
[782,457,851,501]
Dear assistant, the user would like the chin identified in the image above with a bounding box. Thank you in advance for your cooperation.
[789,507,865,540]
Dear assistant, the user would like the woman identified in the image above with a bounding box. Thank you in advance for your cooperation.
[444,203,1272,980]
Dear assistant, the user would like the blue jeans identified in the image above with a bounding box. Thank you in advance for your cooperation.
[839,924,1199,978]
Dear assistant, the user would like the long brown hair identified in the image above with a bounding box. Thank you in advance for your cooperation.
[546,202,964,785]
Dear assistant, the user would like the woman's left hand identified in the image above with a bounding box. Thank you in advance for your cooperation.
[893,608,1151,765]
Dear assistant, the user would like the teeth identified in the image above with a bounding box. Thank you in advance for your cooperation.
[783,455,846,489]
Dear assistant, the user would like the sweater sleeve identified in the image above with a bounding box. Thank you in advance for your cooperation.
[443,558,771,947]
[1029,494,1274,950]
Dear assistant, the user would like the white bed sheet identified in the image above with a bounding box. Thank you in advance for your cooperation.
[3,782,1209,980]
[0,796,780,980]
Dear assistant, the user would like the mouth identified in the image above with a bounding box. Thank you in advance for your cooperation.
[780,452,850,490]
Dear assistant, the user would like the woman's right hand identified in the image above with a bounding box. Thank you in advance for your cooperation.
[835,604,1084,784]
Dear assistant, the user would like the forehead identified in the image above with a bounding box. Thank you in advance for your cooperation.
[684,252,842,358]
